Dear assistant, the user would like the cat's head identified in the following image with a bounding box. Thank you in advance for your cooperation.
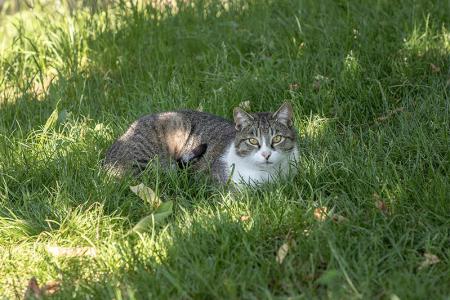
[232,102,298,167]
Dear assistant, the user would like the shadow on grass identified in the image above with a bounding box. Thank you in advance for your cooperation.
[53,196,333,299]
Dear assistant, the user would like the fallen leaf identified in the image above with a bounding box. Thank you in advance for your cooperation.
[375,200,387,213]
[430,63,441,73]
[41,280,61,295]
[332,214,348,223]
[288,83,300,91]
[132,200,173,233]
[314,207,328,221]
[418,252,440,270]
[376,107,404,122]
[240,215,250,222]
[130,183,161,207]
[276,242,289,264]
[373,193,389,214]
[24,278,61,299]
[24,277,41,299]
[46,246,97,257]
[239,100,251,110]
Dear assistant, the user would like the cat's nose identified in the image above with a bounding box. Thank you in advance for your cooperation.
[261,151,271,160]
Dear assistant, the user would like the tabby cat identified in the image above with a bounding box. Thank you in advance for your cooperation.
[103,102,299,186]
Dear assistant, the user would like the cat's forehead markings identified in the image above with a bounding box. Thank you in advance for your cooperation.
[262,135,270,147]
[261,116,270,129]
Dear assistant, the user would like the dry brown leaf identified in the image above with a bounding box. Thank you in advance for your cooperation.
[376,107,404,122]
[418,252,440,270]
[46,246,97,257]
[430,63,441,73]
[373,193,389,214]
[288,83,300,91]
[24,277,41,299]
[332,214,348,223]
[375,200,387,213]
[24,278,61,299]
[314,207,347,223]
[314,207,328,221]
[276,242,289,264]
[240,215,250,222]
[41,280,61,295]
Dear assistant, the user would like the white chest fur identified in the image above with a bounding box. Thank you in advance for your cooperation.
[222,144,299,186]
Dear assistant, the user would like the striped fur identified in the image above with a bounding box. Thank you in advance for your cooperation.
[104,110,235,182]
[103,103,298,185]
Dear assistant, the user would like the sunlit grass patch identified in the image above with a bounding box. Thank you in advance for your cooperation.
[300,114,333,139]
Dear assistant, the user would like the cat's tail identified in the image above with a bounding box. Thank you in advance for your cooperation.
[176,143,208,168]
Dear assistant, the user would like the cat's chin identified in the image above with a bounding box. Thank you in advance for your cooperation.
[255,160,279,168]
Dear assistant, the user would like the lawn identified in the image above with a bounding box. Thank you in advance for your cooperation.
[0,0,449,298]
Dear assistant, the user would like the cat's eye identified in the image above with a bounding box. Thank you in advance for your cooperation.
[272,135,283,144]
[248,138,259,145]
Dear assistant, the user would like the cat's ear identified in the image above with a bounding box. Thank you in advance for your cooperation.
[272,102,293,127]
[233,107,253,131]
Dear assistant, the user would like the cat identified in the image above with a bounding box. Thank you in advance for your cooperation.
[103,102,299,186]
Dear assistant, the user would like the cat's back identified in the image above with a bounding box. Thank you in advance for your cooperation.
[177,109,234,137]
[104,109,235,176]
[159,110,236,161]
[135,109,234,140]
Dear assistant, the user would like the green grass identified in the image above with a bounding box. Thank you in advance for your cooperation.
[1,0,449,298]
